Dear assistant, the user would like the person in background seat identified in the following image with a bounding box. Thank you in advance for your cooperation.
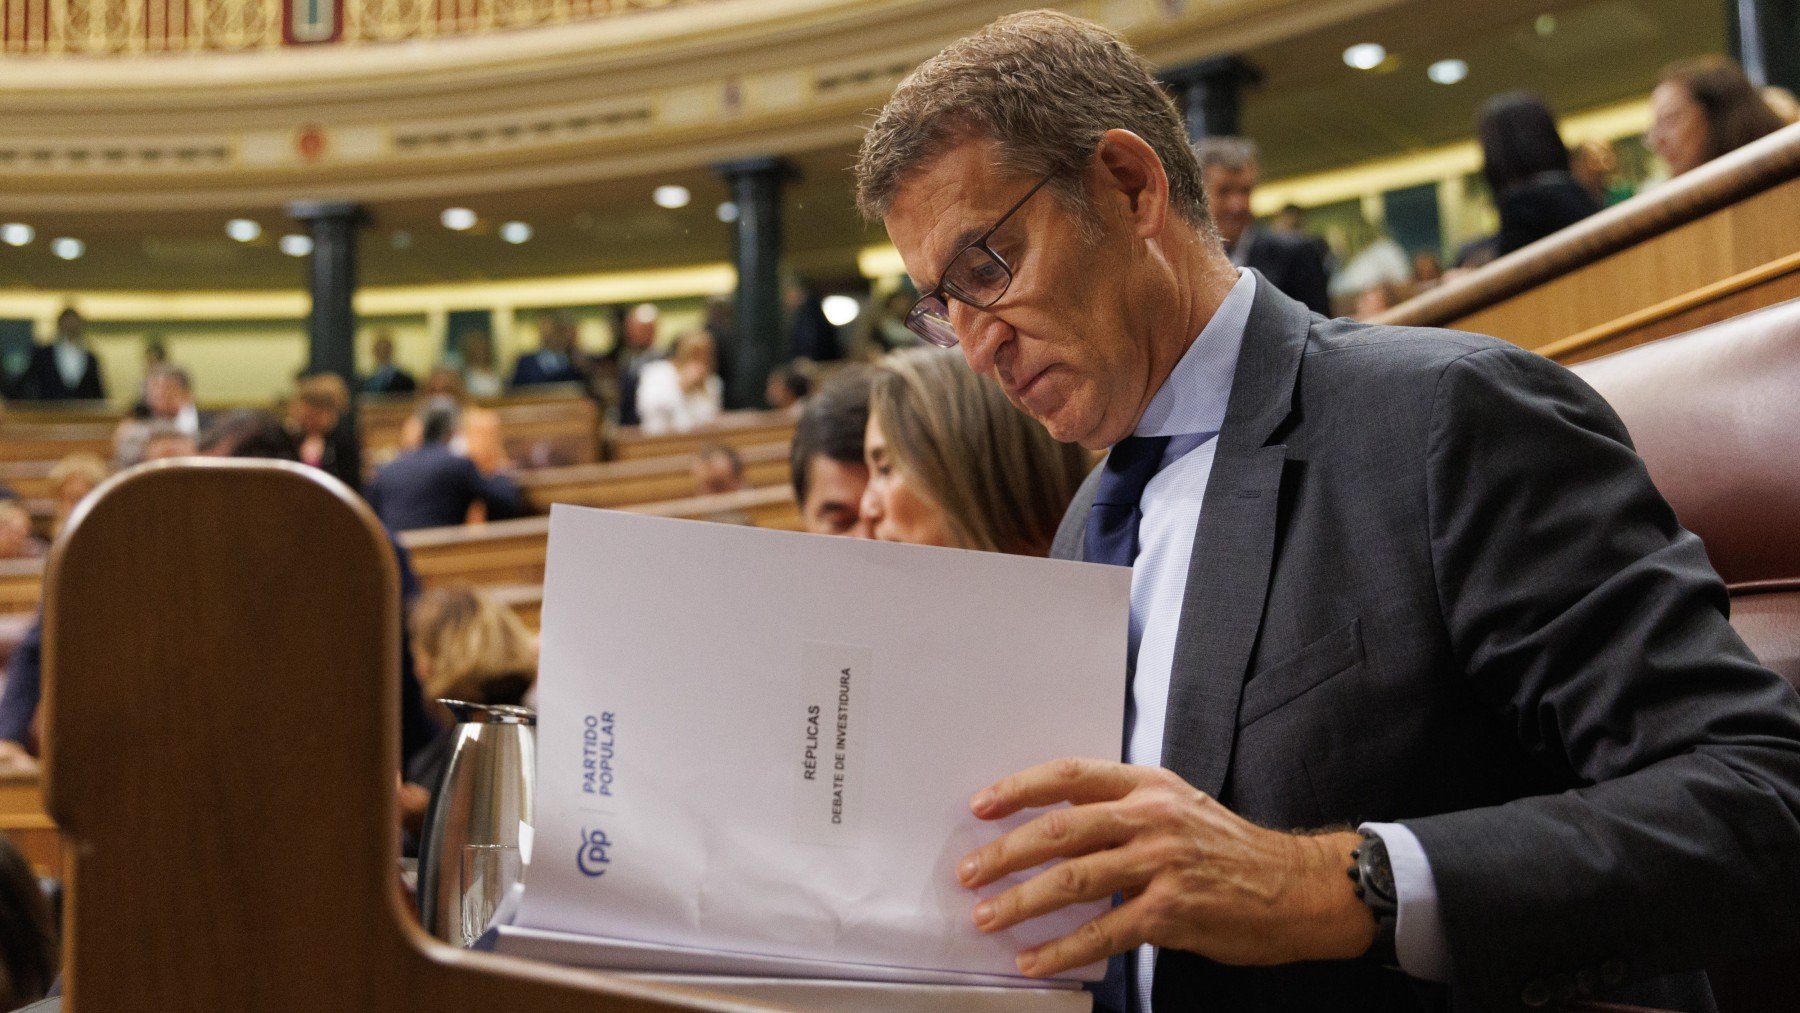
[363,331,417,395]
[15,308,104,402]
[365,398,525,532]
[1477,92,1601,256]
[790,364,874,538]
[1650,54,1787,178]
[1193,138,1331,316]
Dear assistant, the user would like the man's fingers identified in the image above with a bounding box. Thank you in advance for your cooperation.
[1014,898,1152,978]
[959,801,1134,888]
[972,757,1148,819]
[973,847,1151,934]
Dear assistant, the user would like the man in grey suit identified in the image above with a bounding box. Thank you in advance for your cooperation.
[854,11,1800,1013]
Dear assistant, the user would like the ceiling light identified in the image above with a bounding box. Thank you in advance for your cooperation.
[51,237,84,260]
[225,218,262,242]
[500,221,533,244]
[1343,43,1387,70]
[716,201,740,223]
[652,185,691,209]
[1427,59,1469,85]
[441,207,477,231]
[1,223,34,247]
[279,234,313,257]
[1536,13,1557,35]
[821,295,861,328]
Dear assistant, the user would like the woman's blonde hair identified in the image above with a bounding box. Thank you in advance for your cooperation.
[870,347,1091,556]
[294,372,349,416]
[407,586,538,703]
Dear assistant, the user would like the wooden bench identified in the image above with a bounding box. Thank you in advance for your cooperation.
[0,460,57,500]
[516,440,791,512]
[489,582,543,631]
[1381,123,1800,364]
[0,398,121,426]
[0,419,116,464]
[0,558,44,614]
[0,770,59,878]
[613,410,797,461]
[400,486,801,590]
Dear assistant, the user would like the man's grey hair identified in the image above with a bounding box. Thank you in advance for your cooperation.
[854,10,1210,231]
[1193,136,1261,173]
[417,396,461,446]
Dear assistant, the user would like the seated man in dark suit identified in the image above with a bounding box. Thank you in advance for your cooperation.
[856,12,1800,1012]
[363,332,417,394]
[509,313,587,387]
[1195,137,1332,316]
[366,397,526,532]
[16,308,105,401]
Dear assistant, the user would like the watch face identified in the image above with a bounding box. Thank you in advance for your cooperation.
[1361,838,1398,905]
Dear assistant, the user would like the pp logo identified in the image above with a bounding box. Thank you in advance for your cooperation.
[576,826,613,878]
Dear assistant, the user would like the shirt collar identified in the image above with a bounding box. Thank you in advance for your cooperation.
[1132,267,1255,440]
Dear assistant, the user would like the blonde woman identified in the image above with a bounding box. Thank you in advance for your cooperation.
[47,452,107,539]
[401,586,539,813]
[862,346,1091,555]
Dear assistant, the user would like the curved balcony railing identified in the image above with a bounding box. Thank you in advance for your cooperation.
[0,0,700,55]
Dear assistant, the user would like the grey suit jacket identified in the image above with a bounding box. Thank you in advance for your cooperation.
[1053,276,1800,1012]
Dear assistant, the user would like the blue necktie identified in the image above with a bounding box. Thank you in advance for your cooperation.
[1082,434,1169,1013]
[1084,435,1171,568]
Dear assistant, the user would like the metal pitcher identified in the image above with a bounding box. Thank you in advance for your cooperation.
[417,700,536,945]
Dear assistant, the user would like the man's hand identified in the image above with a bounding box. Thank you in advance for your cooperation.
[958,757,1376,977]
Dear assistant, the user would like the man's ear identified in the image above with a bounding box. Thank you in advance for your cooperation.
[1091,128,1171,240]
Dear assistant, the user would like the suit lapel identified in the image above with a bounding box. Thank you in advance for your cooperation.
[1159,275,1309,799]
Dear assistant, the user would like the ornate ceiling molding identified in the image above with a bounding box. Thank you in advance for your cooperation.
[0,0,1401,213]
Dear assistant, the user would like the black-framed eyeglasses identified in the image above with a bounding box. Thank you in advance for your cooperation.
[904,172,1055,348]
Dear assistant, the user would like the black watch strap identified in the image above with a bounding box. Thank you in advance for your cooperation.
[1349,829,1400,968]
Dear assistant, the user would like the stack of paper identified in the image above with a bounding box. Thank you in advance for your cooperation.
[498,505,1129,987]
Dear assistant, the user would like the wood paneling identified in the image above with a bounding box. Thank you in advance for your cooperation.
[0,558,44,614]
[518,440,791,512]
[615,412,797,462]
[400,486,801,590]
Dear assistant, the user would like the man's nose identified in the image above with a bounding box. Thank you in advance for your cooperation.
[950,301,1013,377]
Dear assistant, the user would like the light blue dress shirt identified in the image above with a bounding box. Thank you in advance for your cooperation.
[1122,271,1449,1013]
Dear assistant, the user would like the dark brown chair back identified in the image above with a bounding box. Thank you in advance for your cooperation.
[41,459,753,1011]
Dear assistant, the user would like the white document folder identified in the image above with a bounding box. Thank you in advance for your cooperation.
[512,505,1129,985]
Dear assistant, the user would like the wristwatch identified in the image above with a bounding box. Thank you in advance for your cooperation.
[1349,829,1400,968]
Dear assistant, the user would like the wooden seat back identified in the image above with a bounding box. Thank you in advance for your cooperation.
[400,486,801,591]
[40,459,750,1011]
[614,411,797,461]
[517,441,791,512]
[0,420,115,465]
